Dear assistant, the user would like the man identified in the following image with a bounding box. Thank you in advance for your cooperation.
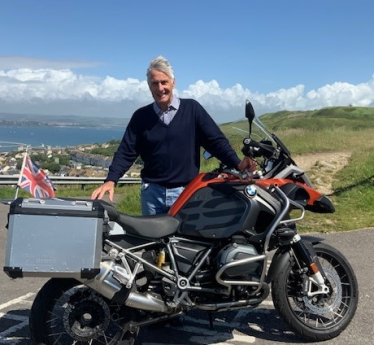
[91,56,254,215]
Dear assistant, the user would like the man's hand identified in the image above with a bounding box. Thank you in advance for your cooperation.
[237,156,257,172]
[91,181,116,202]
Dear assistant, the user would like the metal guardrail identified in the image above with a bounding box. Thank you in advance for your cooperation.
[0,175,141,187]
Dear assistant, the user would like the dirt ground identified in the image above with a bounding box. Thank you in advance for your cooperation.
[292,151,351,195]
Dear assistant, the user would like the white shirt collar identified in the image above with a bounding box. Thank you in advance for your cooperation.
[153,96,180,114]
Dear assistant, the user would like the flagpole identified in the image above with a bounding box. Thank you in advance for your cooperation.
[15,146,29,200]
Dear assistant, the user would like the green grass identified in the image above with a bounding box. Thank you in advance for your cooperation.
[0,184,143,213]
[222,106,374,155]
[2,106,374,232]
[297,147,374,233]
[115,185,141,214]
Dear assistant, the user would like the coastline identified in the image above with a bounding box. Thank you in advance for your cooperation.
[0,125,125,151]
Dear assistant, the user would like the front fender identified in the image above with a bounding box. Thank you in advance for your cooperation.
[266,235,325,283]
[300,235,325,244]
[266,249,291,284]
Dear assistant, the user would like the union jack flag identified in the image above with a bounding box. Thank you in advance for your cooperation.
[18,155,56,198]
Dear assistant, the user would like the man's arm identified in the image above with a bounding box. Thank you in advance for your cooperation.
[92,114,140,201]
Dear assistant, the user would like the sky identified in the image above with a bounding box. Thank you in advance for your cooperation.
[0,0,373,124]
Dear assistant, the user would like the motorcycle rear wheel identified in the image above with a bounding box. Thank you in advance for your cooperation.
[272,242,358,341]
[29,278,139,345]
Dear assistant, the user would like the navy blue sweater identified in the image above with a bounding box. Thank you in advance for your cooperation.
[106,98,241,186]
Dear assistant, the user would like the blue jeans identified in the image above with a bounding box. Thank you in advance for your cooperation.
[140,182,185,215]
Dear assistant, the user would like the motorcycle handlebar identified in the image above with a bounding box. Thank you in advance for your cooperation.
[241,138,276,158]
[221,168,262,180]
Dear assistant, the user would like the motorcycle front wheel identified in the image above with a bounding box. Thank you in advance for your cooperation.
[272,242,358,341]
[29,278,139,345]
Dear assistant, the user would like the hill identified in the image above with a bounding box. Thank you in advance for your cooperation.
[217,106,374,233]
[220,106,374,155]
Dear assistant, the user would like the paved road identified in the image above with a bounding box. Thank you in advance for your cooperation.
[0,201,373,345]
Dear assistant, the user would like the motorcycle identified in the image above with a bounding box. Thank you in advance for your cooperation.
[4,101,358,344]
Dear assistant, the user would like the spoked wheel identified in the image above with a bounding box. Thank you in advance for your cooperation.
[29,278,139,345]
[272,243,358,341]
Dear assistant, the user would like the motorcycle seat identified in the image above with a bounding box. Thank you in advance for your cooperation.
[97,200,180,239]
[116,213,180,239]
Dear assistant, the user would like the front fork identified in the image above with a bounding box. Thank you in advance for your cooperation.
[291,234,330,297]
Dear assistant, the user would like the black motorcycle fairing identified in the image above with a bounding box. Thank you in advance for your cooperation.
[279,183,310,207]
[278,183,335,213]
[310,195,335,213]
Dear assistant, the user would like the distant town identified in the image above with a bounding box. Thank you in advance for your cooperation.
[0,142,141,179]
[0,112,129,128]
[0,119,100,128]
[0,113,137,178]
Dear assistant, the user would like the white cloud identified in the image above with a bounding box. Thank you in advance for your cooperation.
[0,67,373,123]
[0,68,150,102]
[306,80,374,107]
[98,77,150,102]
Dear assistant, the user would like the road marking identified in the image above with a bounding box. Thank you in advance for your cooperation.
[0,293,35,311]
[189,327,256,344]
[0,337,29,344]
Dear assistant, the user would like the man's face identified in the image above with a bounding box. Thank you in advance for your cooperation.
[149,69,175,111]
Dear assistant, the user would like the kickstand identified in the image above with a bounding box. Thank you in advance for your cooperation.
[208,312,214,329]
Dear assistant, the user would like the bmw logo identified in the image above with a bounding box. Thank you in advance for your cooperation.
[245,185,257,197]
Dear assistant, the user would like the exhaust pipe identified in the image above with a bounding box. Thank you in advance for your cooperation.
[125,292,173,313]
[80,261,172,313]
[195,283,270,311]
[79,261,130,303]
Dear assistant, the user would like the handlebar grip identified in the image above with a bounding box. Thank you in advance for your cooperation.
[242,138,276,158]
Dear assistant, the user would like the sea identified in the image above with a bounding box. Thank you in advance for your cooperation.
[0,125,126,152]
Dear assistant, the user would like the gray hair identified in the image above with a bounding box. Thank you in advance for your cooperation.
[146,56,175,84]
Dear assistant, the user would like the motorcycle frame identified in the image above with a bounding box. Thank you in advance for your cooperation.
[102,184,318,308]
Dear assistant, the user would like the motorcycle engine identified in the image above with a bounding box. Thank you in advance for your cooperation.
[216,243,262,279]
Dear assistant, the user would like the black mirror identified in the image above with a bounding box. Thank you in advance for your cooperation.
[245,100,255,135]
[245,100,255,123]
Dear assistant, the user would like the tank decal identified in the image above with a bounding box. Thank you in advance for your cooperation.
[173,178,280,239]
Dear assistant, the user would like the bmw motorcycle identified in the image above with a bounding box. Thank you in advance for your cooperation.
[5,101,358,344]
